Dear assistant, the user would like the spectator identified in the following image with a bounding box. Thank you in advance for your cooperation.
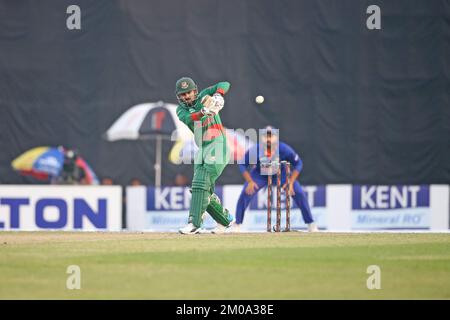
[101,177,114,185]
[129,178,142,186]
[174,173,189,187]
[54,149,86,185]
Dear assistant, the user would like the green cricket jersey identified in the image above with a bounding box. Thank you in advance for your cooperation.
[176,82,230,148]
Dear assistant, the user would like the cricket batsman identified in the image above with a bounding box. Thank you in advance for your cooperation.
[175,77,234,234]
[235,126,318,232]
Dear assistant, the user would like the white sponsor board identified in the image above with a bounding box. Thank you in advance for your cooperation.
[127,184,328,231]
[223,185,328,231]
[126,184,449,232]
[0,185,122,231]
[350,185,449,230]
[126,186,218,231]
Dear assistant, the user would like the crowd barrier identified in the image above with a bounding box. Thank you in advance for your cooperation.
[0,185,448,232]
[127,185,449,232]
[0,185,122,231]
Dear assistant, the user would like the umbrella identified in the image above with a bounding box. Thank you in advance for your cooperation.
[104,101,192,187]
[104,101,192,142]
[11,146,99,185]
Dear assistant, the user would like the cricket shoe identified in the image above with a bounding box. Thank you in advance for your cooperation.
[211,213,235,234]
[228,212,235,225]
[231,223,241,233]
[178,223,200,235]
[211,225,226,234]
[307,223,319,232]
[211,224,234,234]
[197,228,213,234]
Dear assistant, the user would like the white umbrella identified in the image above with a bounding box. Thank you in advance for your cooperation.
[104,101,193,187]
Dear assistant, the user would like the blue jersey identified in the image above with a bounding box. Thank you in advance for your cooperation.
[239,141,303,175]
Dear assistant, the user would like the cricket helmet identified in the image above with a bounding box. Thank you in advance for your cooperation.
[175,77,198,105]
[263,125,278,136]
[262,125,279,143]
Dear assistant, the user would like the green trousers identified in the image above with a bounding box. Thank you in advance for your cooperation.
[189,140,232,228]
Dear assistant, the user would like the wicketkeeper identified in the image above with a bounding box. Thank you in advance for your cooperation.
[175,77,234,234]
[235,126,318,232]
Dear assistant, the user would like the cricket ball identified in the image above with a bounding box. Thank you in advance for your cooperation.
[255,95,264,104]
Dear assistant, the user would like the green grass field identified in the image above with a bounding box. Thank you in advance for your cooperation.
[0,232,449,299]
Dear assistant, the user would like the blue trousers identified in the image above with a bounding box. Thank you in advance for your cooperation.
[235,171,314,225]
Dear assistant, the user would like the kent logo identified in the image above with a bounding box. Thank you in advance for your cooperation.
[352,185,429,210]
[0,198,107,229]
[250,185,326,210]
[147,187,224,211]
